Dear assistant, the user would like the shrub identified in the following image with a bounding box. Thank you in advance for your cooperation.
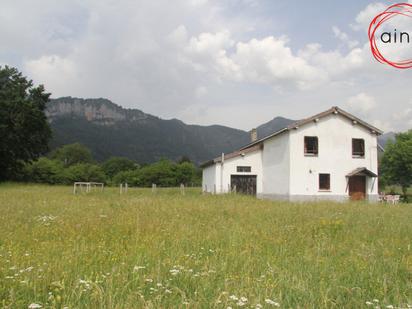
[102,157,138,179]
[112,170,142,186]
[22,158,65,184]
[65,163,106,183]
[50,143,94,167]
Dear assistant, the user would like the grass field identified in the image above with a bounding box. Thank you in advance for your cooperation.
[0,184,411,308]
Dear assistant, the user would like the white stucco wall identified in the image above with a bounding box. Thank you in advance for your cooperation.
[220,150,263,194]
[288,113,379,200]
[202,165,217,193]
[202,112,379,201]
[202,149,263,194]
[260,132,290,198]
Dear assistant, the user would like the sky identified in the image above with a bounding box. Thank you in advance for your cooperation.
[1,0,411,132]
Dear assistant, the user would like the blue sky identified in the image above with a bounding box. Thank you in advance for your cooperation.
[0,0,411,132]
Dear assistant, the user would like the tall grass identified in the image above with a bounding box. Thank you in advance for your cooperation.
[0,184,411,308]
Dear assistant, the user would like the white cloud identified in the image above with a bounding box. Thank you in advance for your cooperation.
[1,0,412,133]
[332,26,359,48]
[24,55,77,92]
[195,86,207,98]
[345,93,376,114]
[351,2,387,31]
[393,106,412,129]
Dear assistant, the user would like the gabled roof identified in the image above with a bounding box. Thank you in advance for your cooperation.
[200,144,262,168]
[346,167,378,177]
[240,106,383,150]
[200,106,383,168]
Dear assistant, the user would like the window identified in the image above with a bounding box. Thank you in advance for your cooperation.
[352,138,365,157]
[237,166,251,173]
[304,136,318,155]
[319,173,330,191]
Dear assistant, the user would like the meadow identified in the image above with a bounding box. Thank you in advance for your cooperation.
[0,184,411,309]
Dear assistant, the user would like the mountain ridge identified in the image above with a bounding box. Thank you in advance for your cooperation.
[46,97,393,164]
[47,97,252,163]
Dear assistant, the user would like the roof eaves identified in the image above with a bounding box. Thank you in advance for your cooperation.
[346,167,378,177]
[335,107,383,135]
[286,106,383,135]
[239,127,289,150]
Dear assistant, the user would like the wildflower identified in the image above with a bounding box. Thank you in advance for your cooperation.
[265,299,280,307]
[144,278,153,283]
[229,295,238,301]
[165,289,172,294]
[240,297,248,303]
[28,304,42,309]
[227,307,233,309]
[36,215,57,225]
[133,266,145,272]
[386,306,394,309]
[236,300,246,306]
[256,304,263,309]
[170,268,180,275]
[156,283,163,287]
[366,302,373,306]
[373,299,379,303]
[78,279,91,290]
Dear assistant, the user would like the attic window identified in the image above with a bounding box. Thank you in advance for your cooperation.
[319,173,330,191]
[304,136,318,156]
[352,138,365,157]
[237,166,251,173]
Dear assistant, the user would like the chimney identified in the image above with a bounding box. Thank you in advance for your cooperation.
[250,128,257,142]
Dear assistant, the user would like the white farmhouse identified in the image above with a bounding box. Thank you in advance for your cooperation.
[201,106,383,202]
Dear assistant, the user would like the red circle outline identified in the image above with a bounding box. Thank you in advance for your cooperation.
[368,3,412,69]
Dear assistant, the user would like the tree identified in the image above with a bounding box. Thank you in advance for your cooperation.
[0,66,51,180]
[175,162,197,185]
[112,170,142,186]
[102,157,138,179]
[380,130,412,195]
[22,158,65,184]
[65,163,106,183]
[50,143,93,167]
[139,159,177,187]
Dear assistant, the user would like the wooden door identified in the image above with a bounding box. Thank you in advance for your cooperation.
[230,175,257,195]
[349,176,366,200]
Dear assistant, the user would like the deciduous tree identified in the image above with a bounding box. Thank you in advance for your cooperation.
[0,66,51,180]
[380,130,412,195]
